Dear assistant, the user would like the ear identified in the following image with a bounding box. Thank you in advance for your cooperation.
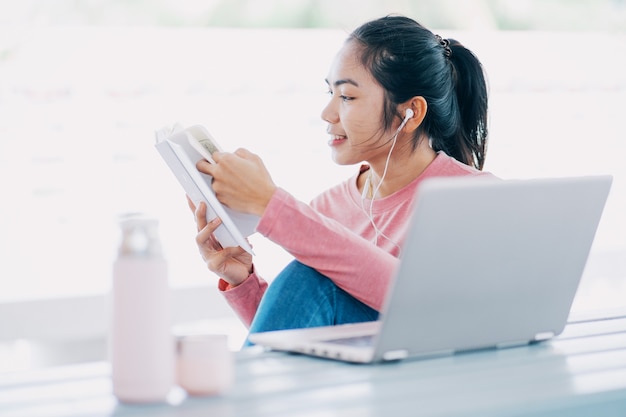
[401,96,427,133]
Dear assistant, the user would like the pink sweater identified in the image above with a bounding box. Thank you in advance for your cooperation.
[219,152,492,327]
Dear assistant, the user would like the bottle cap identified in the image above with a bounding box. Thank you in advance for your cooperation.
[117,213,162,257]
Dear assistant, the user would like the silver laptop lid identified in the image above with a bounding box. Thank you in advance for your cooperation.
[373,175,612,361]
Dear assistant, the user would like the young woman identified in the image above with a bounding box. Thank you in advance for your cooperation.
[189,15,493,340]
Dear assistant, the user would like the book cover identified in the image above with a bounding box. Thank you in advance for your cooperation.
[155,124,259,254]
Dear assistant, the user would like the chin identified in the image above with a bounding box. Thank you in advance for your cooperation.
[331,154,352,166]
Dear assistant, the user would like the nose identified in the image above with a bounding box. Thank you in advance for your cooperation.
[321,97,339,125]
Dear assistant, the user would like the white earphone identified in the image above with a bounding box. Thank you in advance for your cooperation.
[361,108,413,200]
[360,107,414,253]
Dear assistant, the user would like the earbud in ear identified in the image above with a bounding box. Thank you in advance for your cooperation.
[405,108,414,120]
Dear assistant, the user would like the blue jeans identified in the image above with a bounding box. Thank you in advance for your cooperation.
[246,260,379,345]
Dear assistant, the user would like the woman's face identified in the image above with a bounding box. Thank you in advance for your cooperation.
[321,41,393,166]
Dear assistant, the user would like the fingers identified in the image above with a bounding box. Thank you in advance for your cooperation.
[194,201,208,229]
[194,201,223,237]
[197,234,223,260]
[196,205,222,234]
[196,159,214,175]
[233,148,254,159]
[222,245,249,262]
[194,203,222,247]
[211,150,224,161]
[207,148,256,164]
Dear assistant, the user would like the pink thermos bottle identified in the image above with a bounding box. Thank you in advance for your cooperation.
[110,215,174,403]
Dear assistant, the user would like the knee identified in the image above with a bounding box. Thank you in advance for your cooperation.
[247,260,335,334]
[268,260,328,295]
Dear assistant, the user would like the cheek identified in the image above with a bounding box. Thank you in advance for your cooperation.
[342,108,382,137]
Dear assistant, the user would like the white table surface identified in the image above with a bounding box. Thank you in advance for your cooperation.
[2,309,626,417]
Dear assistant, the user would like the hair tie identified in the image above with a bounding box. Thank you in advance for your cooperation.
[435,34,452,59]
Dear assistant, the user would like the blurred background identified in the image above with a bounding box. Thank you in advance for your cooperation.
[1,0,625,370]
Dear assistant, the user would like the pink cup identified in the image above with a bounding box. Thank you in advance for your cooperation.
[176,334,234,396]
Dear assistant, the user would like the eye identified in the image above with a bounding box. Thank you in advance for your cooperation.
[325,88,354,102]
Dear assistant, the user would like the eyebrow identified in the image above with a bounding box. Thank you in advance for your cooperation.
[325,78,360,88]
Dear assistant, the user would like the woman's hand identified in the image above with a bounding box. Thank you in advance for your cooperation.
[196,148,277,216]
[187,198,253,287]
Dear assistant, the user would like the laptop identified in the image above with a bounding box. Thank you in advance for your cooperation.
[249,175,613,363]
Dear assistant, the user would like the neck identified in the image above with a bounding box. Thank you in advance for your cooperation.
[363,140,437,199]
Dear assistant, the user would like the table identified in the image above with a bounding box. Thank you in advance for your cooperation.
[2,309,626,417]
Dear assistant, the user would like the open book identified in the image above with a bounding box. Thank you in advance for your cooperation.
[155,124,259,254]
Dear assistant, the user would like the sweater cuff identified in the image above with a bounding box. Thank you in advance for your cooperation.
[217,278,236,292]
[217,271,268,328]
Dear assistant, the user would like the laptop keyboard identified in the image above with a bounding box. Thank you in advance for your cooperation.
[324,335,374,347]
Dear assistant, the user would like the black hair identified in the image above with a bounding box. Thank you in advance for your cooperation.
[348,15,489,170]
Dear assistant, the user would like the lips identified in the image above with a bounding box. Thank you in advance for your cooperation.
[328,134,347,146]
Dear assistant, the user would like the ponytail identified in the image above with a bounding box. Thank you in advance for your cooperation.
[349,15,489,170]
[448,39,489,170]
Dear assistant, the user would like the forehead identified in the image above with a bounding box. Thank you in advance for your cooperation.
[326,40,376,86]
